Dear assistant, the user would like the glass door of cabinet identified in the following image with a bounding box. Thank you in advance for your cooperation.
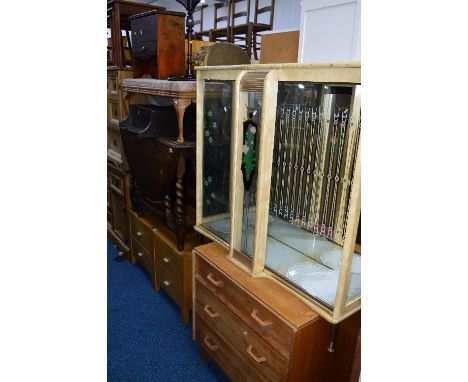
[264,80,361,312]
[199,80,234,245]
[228,71,271,271]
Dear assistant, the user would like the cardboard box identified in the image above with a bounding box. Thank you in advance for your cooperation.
[260,30,299,64]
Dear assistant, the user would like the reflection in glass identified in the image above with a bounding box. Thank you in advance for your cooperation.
[201,80,233,243]
[264,82,361,309]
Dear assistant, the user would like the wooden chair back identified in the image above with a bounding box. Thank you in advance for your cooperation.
[254,0,275,27]
[213,2,231,30]
[231,0,251,27]
[193,4,208,33]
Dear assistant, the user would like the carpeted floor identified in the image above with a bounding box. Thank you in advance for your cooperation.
[107,239,229,382]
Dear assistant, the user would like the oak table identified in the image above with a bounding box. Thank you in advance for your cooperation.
[122,78,197,250]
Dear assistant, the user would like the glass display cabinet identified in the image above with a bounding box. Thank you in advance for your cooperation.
[195,63,361,324]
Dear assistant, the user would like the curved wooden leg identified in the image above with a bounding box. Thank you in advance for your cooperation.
[173,98,192,144]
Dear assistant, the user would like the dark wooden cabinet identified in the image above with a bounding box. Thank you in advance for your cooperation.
[193,242,360,382]
[120,103,197,250]
[130,10,186,79]
[107,0,165,68]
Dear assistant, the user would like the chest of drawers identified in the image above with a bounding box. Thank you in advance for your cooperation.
[193,242,360,382]
[129,210,195,323]
[129,10,185,79]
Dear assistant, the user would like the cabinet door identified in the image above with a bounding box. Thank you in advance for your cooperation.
[198,80,234,245]
[298,0,361,63]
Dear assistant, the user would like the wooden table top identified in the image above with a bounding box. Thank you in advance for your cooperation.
[122,78,197,99]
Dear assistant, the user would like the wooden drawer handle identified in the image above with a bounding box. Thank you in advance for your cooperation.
[246,345,266,363]
[163,280,170,287]
[136,231,143,237]
[206,272,223,287]
[137,252,143,258]
[203,304,219,318]
[163,257,170,263]
[203,335,219,352]
[251,309,272,327]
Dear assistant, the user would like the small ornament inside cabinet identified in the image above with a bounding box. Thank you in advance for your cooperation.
[195,63,361,323]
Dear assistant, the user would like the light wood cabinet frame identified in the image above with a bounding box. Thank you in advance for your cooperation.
[195,62,361,323]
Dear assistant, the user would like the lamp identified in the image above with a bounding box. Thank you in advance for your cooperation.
[174,0,228,80]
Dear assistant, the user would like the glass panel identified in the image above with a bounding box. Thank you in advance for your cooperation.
[201,80,233,243]
[265,81,361,309]
[235,91,262,258]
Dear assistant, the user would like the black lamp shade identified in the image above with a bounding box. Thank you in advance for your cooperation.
[175,0,201,11]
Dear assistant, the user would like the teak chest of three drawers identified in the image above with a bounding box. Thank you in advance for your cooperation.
[193,242,360,382]
[130,210,194,323]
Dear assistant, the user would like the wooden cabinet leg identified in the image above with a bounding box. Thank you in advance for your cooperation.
[200,349,209,362]
[151,273,158,291]
[129,249,137,264]
[173,98,192,144]
[181,306,190,325]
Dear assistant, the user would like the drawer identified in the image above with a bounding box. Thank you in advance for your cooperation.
[195,314,266,382]
[132,41,158,61]
[108,149,124,172]
[130,214,154,254]
[195,256,294,360]
[107,73,119,99]
[131,15,157,44]
[132,238,154,275]
[158,265,183,307]
[108,171,123,196]
[154,235,183,277]
[195,281,288,382]
[107,128,123,156]
[107,99,121,123]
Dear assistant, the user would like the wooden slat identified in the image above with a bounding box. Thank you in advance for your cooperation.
[333,143,361,320]
[251,71,278,274]
[257,6,272,14]
[230,74,248,255]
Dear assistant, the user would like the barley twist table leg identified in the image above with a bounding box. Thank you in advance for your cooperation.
[175,157,186,251]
